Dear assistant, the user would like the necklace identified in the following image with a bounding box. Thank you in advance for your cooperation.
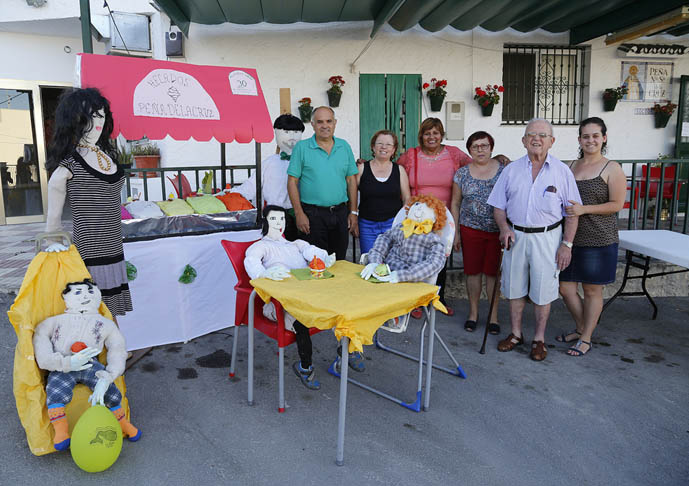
[420,147,444,162]
[77,143,112,172]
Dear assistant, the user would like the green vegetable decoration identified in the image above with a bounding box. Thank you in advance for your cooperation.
[201,171,213,195]
[126,261,137,281]
[374,264,390,277]
[179,264,197,284]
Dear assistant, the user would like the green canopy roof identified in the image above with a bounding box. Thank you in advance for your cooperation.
[154,0,689,44]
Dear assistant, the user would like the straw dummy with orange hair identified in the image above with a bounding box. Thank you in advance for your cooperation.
[361,194,447,284]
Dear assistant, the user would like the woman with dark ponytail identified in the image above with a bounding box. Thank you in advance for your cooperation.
[45,88,133,318]
[557,117,626,356]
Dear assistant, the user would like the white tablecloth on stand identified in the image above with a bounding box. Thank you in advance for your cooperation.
[118,229,261,351]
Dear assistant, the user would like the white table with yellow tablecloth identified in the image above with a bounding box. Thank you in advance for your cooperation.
[249,260,447,466]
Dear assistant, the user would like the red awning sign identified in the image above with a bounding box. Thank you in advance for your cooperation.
[76,53,273,144]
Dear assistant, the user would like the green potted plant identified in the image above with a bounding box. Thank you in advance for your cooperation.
[298,97,313,122]
[327,75,345,107]
[117,143,133,169]
[652,100,677,129]
[423,78,448,112]
[131,141,160,179]
[602,86,628,111]
[473,84,504,116]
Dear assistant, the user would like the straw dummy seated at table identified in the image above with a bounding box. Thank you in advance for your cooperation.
[244,205,335,390]
[361,194,447,285]
[33,279,141,451]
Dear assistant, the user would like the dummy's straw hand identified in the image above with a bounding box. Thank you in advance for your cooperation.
[325,253,336,268]
[263,266,291,281]
[69,347,99,371]
[360,262,378,280]
[376,271,400,284]
[88,377,109,406]
[45,243,68,253]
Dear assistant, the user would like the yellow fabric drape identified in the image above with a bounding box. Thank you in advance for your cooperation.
[7,246,130,456]
[251,260,447,353]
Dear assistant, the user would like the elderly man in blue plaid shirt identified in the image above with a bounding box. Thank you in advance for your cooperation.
[361,195,447,283]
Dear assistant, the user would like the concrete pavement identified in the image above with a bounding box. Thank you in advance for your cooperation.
[2,289,688,485]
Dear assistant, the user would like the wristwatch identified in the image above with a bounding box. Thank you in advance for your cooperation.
[561,240,573,249]
[351,210,359,216]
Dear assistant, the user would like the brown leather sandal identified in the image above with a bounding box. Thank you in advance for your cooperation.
[497,333,524,352]
[530,340,548,361]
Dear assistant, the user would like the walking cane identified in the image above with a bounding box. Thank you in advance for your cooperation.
[479,240,510,354]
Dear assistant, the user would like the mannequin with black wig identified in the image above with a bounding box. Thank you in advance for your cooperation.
[44,88,133,319]
[244,204,336,390]
[46,88,117,172]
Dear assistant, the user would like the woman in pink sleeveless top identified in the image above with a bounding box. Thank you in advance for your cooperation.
[397,118,472,315]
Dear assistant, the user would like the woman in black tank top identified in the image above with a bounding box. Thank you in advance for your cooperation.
[356,130,411,254]
[557,117,627,356]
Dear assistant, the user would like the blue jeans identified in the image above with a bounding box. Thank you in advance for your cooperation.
[358,216,395,254]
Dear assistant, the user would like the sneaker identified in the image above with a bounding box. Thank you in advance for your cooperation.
[292,361,320,390]
[333,351,366,373]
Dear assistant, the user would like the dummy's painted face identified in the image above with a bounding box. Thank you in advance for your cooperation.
[82,108,105,146]
[408,202,436,223]
[275,129,302,155]
[63,283,101,314]
[266,210,286,239]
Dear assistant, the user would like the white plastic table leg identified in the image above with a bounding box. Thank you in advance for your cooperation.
[248,290,256,406]
[336,336,349,466]
[423,304,436,411]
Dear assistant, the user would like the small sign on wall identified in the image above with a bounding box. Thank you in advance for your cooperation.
[620,61,674,102]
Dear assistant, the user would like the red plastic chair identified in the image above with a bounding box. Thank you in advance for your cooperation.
[220,239,321,412]
[167,174,196,199]
[639,165,681,201]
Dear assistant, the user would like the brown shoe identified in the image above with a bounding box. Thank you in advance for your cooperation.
[497,333,524,352]
[530,340,548,361]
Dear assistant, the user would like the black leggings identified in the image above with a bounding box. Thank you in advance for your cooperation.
[436,261,448,305]
[293,321,313,369]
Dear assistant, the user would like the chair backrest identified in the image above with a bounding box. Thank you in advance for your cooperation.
[642,164,676,180]
[391,205,456,257]
[221,239,259,291]
[167,174,194,199]
[640,164,678,199]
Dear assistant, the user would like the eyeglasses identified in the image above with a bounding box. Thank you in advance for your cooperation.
[526,132,552,139]
[470,143,491,151]
[374,142,394,148]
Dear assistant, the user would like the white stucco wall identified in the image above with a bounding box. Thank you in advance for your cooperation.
[170,22,687,172]
[2,13,687,174]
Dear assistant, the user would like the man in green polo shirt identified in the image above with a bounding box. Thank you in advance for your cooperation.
[287,106,359,260]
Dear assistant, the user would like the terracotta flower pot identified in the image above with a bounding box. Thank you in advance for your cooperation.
[603,97,618,112]
[429,94,445,112]
[327,91,342,107]
[481,103,494,116]
[134,155,160,178]
[654,112,672,129]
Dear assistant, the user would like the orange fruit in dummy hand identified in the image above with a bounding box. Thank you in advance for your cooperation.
[71,341,87,353]
[309,256,326,278]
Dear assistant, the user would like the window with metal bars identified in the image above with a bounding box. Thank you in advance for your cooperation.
[502,44,590,125]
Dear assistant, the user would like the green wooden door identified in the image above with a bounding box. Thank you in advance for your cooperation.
[359,74,421,161]
[674,75,689,211]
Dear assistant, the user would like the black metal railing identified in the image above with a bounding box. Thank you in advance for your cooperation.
[124,159,689,269]
[617,159,689,234]
[123,164,253,201]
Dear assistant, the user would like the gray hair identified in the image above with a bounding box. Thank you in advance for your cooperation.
[524,118,554,136]
[311,106,335,121]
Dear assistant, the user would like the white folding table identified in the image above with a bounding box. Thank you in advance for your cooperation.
[602,230,689,319]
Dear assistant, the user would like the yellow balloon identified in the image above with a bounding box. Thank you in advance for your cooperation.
[70,405,123,473]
